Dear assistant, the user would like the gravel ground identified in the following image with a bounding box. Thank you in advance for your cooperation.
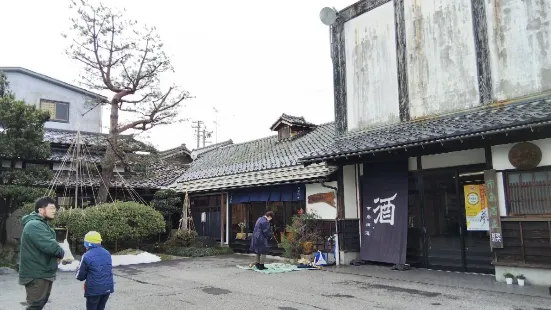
[1,254,550,310]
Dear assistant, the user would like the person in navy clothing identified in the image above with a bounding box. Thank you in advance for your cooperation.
[249,211,274,270]
[76,231,114,310]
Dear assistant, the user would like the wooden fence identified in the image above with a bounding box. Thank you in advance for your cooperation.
[494,218,551,268]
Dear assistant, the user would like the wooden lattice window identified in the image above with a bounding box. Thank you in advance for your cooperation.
[505,168,551,215]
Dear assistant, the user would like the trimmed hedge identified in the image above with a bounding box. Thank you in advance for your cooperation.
[46,201,165,243]
[165,246,233,257]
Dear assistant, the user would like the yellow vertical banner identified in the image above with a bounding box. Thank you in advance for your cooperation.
[464,184,489,231]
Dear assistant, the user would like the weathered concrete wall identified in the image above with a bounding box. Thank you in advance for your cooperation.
[405,0,480,118]
[485,0,551,101]
[344,1,401,131]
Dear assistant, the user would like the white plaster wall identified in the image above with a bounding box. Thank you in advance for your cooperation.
[496,265,551,286]
[486,0,551,101]
[306,182,337,220]
[491,138,551,170]
[405,0,480,119]
[496,172,507,216]
[4,71,102,133]
[421,148,486,170]
[343,165,359,218]
[344,1,401,131]
[491,138,551,216]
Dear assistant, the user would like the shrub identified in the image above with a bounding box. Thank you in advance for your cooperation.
[165,229,198,248]
[53,201,165,244]
[165,246,233,257]
[282,213,323,259]
[0,245,17,268]
[19,203,35,218]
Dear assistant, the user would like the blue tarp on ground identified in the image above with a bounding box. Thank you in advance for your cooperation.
[236,263,319,274]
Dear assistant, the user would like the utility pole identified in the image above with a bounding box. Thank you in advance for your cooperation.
[201,127,213,147]
[213,107,219,144]
[191,120,203,149]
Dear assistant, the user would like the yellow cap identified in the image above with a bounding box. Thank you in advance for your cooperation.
[84,231,102,244]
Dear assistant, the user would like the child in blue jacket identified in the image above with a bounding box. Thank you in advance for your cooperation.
[76,231,114,310]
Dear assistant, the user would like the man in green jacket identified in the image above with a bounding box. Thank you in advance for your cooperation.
[19,197,65,310]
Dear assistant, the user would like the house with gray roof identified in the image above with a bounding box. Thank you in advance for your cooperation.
[303,0,551,281]
[168,114,340,253]
[0,67,191,204]
[1,67,107,133]
[38,128,190,191]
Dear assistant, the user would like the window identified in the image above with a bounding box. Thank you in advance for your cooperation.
[278,126,290,140]
[40,99,69,122]
[25,163,50,169]
[505,168,551,215]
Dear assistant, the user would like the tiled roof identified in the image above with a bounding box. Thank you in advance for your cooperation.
[269,113,316,131]
[159,144,191,159]
[44,128,150,151]
[37,161,189,189]
[40,130,183,189]
[301,98,551,163]
[171,123,336,192]
[171,164,336,192]
[138,163,190,188]
[190,140,234,160]
[49,149,102,163]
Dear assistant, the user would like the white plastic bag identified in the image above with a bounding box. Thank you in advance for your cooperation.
[58,239,74,261]
[313,250,327,266]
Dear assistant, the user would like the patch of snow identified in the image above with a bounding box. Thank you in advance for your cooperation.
[59,260,80,272]
[112,252,161,267]
[0,267,16,275]
[58,252,161,272]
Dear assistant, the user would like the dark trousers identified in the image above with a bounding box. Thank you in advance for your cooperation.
[86,294,110,310]
[25,279,53,310]
[255,253,266,264]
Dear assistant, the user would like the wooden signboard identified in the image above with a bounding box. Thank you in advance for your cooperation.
[484,169,504,249]
[508,142,542,169]
[307,191,336,208]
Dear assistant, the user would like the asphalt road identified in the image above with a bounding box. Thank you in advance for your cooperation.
[1,254,550,310]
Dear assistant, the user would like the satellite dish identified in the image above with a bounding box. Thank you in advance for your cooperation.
[319,7,338,26]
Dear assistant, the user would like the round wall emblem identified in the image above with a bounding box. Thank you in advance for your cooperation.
[508,142,542,170]
[467,193,479,205]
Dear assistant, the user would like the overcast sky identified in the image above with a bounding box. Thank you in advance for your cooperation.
[1,0,355,151]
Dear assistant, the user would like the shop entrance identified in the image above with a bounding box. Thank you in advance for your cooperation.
[408,165,494,274]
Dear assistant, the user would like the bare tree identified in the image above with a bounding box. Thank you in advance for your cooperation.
[64,0,191,203]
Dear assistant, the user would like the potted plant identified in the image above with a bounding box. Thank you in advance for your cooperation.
[302,241,314,255]
[516,274,525,286]
[504,272,514,285]
[236,222,246,240]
